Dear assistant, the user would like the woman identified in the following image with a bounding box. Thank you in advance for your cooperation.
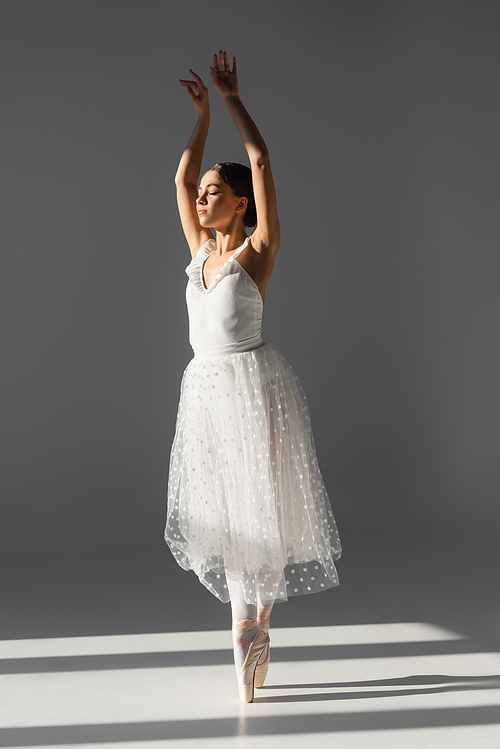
[165,51,341,702]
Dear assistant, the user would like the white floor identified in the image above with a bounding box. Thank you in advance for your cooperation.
[1,623,499,749]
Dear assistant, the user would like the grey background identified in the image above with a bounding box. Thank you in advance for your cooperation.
[1,0,499,641]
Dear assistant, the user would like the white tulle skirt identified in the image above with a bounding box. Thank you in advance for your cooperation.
[165,342,341,605]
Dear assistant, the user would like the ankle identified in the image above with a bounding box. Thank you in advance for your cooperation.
[232,618,259,634]
[257,608,272,634]
[232,618,260,650]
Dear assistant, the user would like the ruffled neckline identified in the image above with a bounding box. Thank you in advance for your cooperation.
[186,237,249,294]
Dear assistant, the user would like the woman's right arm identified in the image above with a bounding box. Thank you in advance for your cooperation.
[175,69,213,256]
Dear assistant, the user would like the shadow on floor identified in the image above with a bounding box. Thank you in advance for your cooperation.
[1,705,500,746]
[255,675,500,703]
[2,641,500,675]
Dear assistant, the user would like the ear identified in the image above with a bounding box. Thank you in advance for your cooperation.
[234,196,248,215]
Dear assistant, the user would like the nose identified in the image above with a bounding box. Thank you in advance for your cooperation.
[196,193,206,205]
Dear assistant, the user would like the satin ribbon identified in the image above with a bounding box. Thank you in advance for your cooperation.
[257,607,272,633]
[232,618,259,650]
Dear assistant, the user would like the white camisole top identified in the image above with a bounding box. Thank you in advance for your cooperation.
[185,237,264,359]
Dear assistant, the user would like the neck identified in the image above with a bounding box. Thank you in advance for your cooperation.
[214,228,248,255]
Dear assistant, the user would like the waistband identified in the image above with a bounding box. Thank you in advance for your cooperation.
[192,335,264,359]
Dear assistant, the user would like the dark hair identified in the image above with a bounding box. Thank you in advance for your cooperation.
[210,162,257,228]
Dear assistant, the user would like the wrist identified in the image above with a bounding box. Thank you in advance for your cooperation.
[223,94,241,107]
[197,112,210,125]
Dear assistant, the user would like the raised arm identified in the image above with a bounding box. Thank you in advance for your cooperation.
[175,69,214,256]
[210,51,280,256]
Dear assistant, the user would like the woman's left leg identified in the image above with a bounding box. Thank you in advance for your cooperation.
[226,574,261,675]
[254,594,275,687]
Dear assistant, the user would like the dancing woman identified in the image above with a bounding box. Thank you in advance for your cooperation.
[165,51,341,702]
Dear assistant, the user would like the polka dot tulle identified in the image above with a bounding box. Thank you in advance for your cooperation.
[165,343,341,605]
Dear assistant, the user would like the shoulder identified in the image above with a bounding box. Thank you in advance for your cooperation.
[237,235,276,295]
[249,226,280,258]
[247,232,280,262]
[193,236,215,259]
[187,230,214,259]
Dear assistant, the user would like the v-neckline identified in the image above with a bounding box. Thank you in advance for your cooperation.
[201,238,248,291]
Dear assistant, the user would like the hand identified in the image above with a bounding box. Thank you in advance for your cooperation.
[179,69,209,117]
[210,50,239,99]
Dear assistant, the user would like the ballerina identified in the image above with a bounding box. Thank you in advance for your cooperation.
[165,51,341,702]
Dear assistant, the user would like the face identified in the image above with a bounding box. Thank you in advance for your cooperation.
[196,171,247,230]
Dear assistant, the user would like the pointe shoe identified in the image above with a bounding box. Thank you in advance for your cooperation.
[237,629,270,703]
[254,606,272,688]
[254,639,270,688]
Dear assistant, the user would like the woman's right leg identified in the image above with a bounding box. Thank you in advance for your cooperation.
[226,573,271,702]
[226,574,260,675]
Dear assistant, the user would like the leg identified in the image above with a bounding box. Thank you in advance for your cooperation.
[254,596,274,687]
[256,571,280,663]
[257,601,273,664]
[226,574,260,675]
[226,573,269,702]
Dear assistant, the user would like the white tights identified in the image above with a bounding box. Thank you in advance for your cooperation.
[226,575,274,675]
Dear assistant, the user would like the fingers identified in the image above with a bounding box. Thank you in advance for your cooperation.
[180,82,197,100]
[179,79,196,92]
[180,68,208,100]
[213,50,236,73]
[189,68,204,85]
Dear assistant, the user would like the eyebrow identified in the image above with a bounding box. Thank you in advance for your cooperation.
[198,183,221,191]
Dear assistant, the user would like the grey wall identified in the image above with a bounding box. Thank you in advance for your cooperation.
[1,0,499,637]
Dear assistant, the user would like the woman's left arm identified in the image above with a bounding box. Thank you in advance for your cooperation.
[211,51,280,255]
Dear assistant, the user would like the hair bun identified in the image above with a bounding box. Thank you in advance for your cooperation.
[210,162,257,228]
